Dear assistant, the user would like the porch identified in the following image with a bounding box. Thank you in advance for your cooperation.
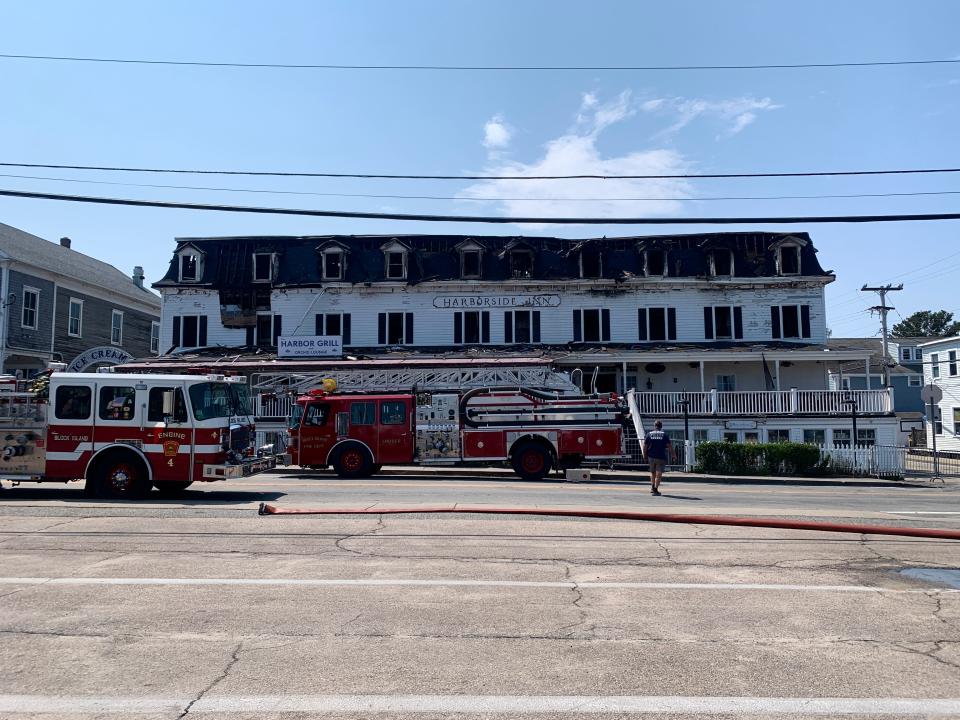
[633,388,894,417]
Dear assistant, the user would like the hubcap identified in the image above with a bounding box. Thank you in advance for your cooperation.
[343,451,362,471]
[522,451,544,474]
[109,464,134,492]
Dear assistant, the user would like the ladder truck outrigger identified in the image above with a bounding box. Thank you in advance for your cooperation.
[0,371,274,499]
[287,380,633,480]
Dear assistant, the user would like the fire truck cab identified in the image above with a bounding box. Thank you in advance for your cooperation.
[288,385,625,481]
[0,372,274,498]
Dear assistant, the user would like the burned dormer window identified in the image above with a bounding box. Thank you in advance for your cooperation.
[710,250,733,277]
[385,251,407,280]
[252,253,275,283]
[177,246,203,283]
[510,250,534,279]
[580,248,602,279]
[323,251,344,280]
[779,245,801,275]
[461,250,481,279]
[645,249,667,277]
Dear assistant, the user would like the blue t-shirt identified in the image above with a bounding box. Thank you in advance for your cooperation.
[644,430,670,460]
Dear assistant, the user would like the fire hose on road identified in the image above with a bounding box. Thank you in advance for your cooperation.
[258,503,960,541]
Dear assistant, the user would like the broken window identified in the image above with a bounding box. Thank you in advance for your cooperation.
[771,305,811,339]
[574,308,610,343]
[714,307,732,339]
[180,254,198,282]
[454,311,490,344]
[378,312,413,345]
[510,250,534,278]
[386,251,407,280]
[704,306,744,340]
[580,249,602,278]
[645,250,666,276]
[253,253,273,282]
[711,251,732,276]
[504,310,541,343]
[638,307,677,342]
[461,250,481,279]
[323,252,343,280]
[779,246,800,275]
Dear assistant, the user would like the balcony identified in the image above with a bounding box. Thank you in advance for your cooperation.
[632,388,893,417]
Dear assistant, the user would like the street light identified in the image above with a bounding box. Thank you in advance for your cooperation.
[840,394,858,447]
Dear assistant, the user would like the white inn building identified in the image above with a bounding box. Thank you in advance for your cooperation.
[126,231,898,447]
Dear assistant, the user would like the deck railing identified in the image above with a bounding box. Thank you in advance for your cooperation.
[632,388,893,417]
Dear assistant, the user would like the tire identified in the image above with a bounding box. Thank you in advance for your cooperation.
[511,441,553,481]
[153,481,193,497]
[332,444,373,479]
[91,453,152,499]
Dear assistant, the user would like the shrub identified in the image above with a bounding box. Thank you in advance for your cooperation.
[695,441,826,476]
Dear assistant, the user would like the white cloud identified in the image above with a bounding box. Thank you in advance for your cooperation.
[642,96,782,137]
[482,114,512,149]
[580,92,598,110]
[460,93,693,226]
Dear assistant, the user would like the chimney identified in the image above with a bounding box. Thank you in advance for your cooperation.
[132,266,145,289]
[60,237,71,249]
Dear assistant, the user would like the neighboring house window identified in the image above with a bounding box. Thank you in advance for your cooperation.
[950,350,958,377]
[767,429,790,443]
[857,429,877,446]
[710,250,733,277]
[150,321,160,353]
[378,312,414,345]
[68,298,83,337]
[693,429,710,443]
[21,287,39,329]
[385,251,407,280]
[573,308,611,343]
[644,249,667,277]
[580,248,602,278]
[908,374,922,387]
[833,428,852,446]
[179,252,201,282]
[778,245,801,275]
[460,249,482,279]
[841,377,851,390]
[638,307,677,342]
[954,408,960,434]
[252,253,274,283]
[716,375,736,392]
[315,313,352,345]
[901,347,913,361]
[171,314,208,348]
[934,411,943,435]
[509,249,534,279]
[322,250,345,280]
[932,352,940,378]
[504,310,541,344]
[110,310,124,345]
[803,429,825,445]
[454,311,490,344]
[771,305,812,339]
[704,306,743,340]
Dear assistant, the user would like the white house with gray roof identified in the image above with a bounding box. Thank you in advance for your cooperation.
[0,222,161,377]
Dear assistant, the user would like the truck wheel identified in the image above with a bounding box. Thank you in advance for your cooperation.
[154,481,193,497]
[511,441,553,482]
[92,454,151,499]
[371,464,383,475]
[332,445,373,479]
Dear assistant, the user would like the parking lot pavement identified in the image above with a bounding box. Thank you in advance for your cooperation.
[0,477,959,718]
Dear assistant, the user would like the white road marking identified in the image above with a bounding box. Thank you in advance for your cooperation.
[2,694,960,715]
[0,577,955,593]
[888,511,960,514]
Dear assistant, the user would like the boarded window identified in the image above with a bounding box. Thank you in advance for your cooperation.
[55,385,91,420]
[99,386,136,421]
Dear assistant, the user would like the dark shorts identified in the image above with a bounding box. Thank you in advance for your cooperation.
[649,458,666,471]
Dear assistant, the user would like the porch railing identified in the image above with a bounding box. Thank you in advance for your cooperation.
[632,388,893,417]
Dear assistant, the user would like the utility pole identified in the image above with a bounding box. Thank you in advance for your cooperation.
[861,284,903,388]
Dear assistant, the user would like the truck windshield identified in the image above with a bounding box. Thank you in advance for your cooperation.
[189,382,250,421]
[289,403,304,429]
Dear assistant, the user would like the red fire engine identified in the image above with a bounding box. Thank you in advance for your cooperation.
[287,385,626,481]
[0,372,273,498]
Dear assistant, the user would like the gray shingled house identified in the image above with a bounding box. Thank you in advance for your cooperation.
[0,222,161,377]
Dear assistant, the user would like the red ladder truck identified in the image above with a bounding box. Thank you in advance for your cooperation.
[0,371,274,498]
[287,384,626,481]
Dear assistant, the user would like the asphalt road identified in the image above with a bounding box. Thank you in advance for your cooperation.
[1,470,959,719]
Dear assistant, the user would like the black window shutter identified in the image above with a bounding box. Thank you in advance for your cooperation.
[481,311,490,344]
[573,310,582,342]
[703,307,714,340]
[601,309,611,341]
[800,305,811,338]
[504,312,513,343]
[172,316,181,347]
[315,314,324,335]
[272,315,282,346]
[405,312,414,344]
[342,314,351,345]
[532,312,541,343]
[377,313,386,344]
[733,306,743,340]
[198,316,208,347]
[454,313,463,344]
[637,309,647,341]
[667,308,677,341]
[245,326,254,346]
[771,306,781,339]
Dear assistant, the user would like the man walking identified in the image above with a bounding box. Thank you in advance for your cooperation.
[642,420,672,496]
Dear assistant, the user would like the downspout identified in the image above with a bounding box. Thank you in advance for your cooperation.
[0,261,10,374]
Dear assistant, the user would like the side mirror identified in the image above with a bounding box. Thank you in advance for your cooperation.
[161,390,175,425]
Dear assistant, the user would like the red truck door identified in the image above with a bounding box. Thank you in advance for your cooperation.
[344,400,378,461]
[377,398,414,464]
[297,401,334,466]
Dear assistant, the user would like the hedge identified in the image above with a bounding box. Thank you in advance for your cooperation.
[694,441,827,476]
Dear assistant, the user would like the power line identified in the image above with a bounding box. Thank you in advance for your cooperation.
[2,161,960,181]
[5,171,960,203]
[3,187,960,224]
[2,52,959,72]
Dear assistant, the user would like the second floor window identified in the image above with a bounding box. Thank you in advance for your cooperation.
[150,321,160,353]
[504,310,541,344]
[901,347,913,361]
[638,307,677,342]
[315,313,352,345]
[704,306,743,340]
[378,312,414,345]
[932,353,940,378]
[111,310,124,345]
[21,287,39,329]
[771,305,811,340]
[68,298,83,337]
[454,311,490,344]
[573,308,611,343]
[716,374,736,392]
[172,314,208,349]
[950,350,958,377]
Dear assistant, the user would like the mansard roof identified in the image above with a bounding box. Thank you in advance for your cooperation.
[153,231,832,289]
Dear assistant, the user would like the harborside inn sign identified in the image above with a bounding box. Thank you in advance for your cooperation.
[278,335,343,358]
[433,294,561,310]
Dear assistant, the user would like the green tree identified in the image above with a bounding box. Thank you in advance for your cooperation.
[891,310,960,338]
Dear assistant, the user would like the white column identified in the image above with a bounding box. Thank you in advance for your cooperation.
[774,359,781,391]
[699,360,705,392]
[865,354,872,390]
[621,361,628,393]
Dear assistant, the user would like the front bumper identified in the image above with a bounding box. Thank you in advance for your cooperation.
[202,456,275,480]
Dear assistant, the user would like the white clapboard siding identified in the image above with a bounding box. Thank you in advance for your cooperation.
[922,337,960,451]
[159,290,247,349]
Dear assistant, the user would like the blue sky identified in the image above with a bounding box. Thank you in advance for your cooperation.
[0,0,958,336]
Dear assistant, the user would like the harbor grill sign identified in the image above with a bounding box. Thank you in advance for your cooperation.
[433,294,561,309]
[278,335,342,358]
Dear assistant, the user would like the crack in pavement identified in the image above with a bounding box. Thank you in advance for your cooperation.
[176,640,242,718]
[333,514,386,557]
